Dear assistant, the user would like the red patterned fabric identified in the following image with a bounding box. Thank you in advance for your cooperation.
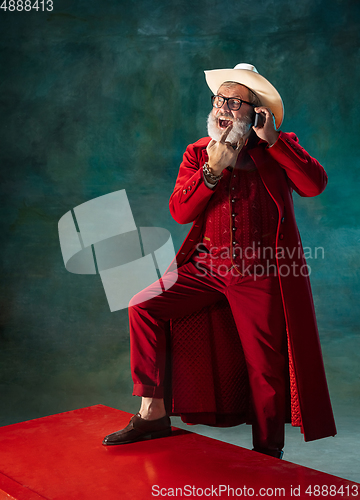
[200,154,278,274]
[169,300,250,426]
[286,328,302,427]
[169,298,301,429]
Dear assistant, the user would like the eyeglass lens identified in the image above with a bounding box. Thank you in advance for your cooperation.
[212,95,242,111]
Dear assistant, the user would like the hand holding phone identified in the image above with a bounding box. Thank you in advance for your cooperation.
[252,106,280,146]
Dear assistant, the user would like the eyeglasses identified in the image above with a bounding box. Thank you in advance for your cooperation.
[211,95,256,111]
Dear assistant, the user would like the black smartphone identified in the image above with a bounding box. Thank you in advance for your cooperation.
[254,112,265,128]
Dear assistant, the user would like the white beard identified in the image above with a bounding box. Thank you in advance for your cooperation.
[207,111,253,144]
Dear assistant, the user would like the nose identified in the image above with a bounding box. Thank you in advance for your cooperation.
[216,101,233,118]
[222,99,231,112]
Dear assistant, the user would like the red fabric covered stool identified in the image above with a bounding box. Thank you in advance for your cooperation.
[166,299,302,430]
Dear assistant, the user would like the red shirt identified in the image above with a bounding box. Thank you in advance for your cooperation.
[194,150,278,276]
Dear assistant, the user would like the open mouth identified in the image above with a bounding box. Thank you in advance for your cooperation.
[218,118,233,129]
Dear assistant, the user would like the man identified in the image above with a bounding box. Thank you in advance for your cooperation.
[103,63,336,458]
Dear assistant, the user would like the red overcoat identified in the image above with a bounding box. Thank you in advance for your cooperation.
[164,131,336,442]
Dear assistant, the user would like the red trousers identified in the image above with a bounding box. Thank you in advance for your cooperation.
[129,260,287,452]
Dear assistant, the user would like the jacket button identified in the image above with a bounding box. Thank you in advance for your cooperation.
[192,181,196,185]
[188,186,192,190]
[279,233,284,240]
[232,213,236,217]
[281,217,285,223]
[183,189,187,194]
[231,199,235,203]
[232,227,236,231]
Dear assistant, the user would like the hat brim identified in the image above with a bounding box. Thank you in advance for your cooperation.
[204,68,284,129]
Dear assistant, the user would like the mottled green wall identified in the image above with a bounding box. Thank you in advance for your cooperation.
[1,0,359,425]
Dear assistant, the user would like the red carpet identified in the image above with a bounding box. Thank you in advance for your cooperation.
[0,405,358,499]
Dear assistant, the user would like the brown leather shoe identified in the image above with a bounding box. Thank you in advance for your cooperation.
[102,413,171,445]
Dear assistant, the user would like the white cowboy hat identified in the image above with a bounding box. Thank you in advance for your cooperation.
[204,63,284,128]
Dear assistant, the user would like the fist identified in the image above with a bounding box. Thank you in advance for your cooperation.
[206,123,245,175]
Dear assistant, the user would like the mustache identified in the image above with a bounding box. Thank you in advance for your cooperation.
[216,113,233,120]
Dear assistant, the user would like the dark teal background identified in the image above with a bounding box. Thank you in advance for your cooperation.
[1,0,359,431]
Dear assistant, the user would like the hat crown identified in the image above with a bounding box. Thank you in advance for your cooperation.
[233,63,259,73]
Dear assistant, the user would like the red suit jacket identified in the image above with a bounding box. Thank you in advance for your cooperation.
[164,131,336,442]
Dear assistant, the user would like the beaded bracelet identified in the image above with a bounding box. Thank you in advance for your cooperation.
[202,162,223,182]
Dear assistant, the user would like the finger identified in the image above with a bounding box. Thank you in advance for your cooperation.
[254,106,271,114]
[255,107,273,122]
[236,138,245,150]
[219,123,233,143]
[262,108,273,119]
[206,140,216,154]
[255,107,276,129]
